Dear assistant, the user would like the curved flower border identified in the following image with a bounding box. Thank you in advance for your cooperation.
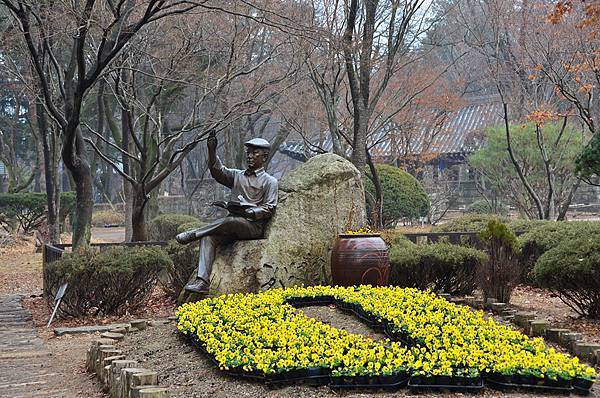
[176,286,596,390]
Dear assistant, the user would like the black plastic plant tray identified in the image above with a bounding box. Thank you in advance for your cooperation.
[408,375,484,393]
[224,367,267,381]
[383,323,419,347]
[286,295,335,307]
[572,378,594,396]
[572,386,592,396]
[329,373,409,389]
[265,369,331,387]
[486,378,573,395]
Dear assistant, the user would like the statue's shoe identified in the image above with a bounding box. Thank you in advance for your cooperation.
[184,279,210,294]
[176,230,198,244]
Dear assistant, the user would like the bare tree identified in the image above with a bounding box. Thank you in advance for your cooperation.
[82,8,301,241]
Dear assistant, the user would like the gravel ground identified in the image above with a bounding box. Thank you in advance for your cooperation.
[118,306,600,398]
[43,333,107,398]
[510,286,600,343]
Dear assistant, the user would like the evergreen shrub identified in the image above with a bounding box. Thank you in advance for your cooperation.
[45,246,171,316]
[164,240,200,299]
[534,237,600,318]
[91,210,125,227]
[147,213,200,241]
[0,192,75,232]
[389,242,487,295]
[364,165,429,227]
[466,200,508,216]
[477,220,522,303]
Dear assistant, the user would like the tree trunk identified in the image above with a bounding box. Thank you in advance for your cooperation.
[62,125,93,249]
[350,107,369,171]
[366,150,383,229]
[144,186,160,227]
[131,187,147,242]
[124,183,133,241]
[121,72,133,241]
[36,101,61,243]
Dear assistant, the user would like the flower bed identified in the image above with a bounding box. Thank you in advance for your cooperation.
[176,286,596,392]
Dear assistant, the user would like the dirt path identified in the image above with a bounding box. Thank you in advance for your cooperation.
[90,227,125,244]
[0,294,104,398]
[511,286,600,343]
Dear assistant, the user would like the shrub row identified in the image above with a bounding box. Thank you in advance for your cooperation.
[0,192,75,232]
[534,237,600,318]
[390,241,486,296]
[91,210,125,227]
[395,217,600,319]
[45,246,171,316]
[147,213,202,241]
[431,214,549,235]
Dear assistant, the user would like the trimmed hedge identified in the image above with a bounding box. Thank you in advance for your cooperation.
[0,192,76,232]
[432,214,510,233]
[177,221,206,235]
[432,214,549,235]
[389,242,487,295]
[380,229,415,248]
[533,237,600,318]
[164,240,199,300]
[147,213,201,241]
[466,200,508,216]
[45,246,171,316]
[519,221,600,265]
[91,210,125,227]
[364,165,429,227]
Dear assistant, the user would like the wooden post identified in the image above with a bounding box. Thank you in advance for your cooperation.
[138,387,170,398]
[109,360,137,398]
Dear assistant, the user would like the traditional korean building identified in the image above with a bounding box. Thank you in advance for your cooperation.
[278,95,504,206]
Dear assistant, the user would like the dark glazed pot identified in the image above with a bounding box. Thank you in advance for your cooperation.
[331,234,390,286]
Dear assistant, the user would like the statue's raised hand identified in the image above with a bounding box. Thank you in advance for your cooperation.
[207,130,217,152]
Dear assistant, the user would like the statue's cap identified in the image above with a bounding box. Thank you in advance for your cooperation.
[244,138,271,149]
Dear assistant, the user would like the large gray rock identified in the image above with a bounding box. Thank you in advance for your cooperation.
[202,154,367,296]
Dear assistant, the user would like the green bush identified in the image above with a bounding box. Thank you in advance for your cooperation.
[45,245,171,316]
[0,191,76,233]
[432,214,510,233]
[466,200,508,216]
[477,220,522,303]
[164,240,199,299]
[506,219,550,234]
[519,221,600,275]
[432,214,547,235]
[533,237,600,318]
[91,210,125,227]
[364,165,429,227]
[147,213,200,241]
[0,192,46,232]
[177,221,206,235]
[380,229,415,248]
[389,242,487,295]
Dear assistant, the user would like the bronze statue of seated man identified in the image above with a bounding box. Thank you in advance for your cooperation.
[176,131,278,294]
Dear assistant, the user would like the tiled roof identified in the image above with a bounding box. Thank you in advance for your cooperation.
[279,95,503,161]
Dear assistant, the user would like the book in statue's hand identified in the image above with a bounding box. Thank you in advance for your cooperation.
[211,199,253,216]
